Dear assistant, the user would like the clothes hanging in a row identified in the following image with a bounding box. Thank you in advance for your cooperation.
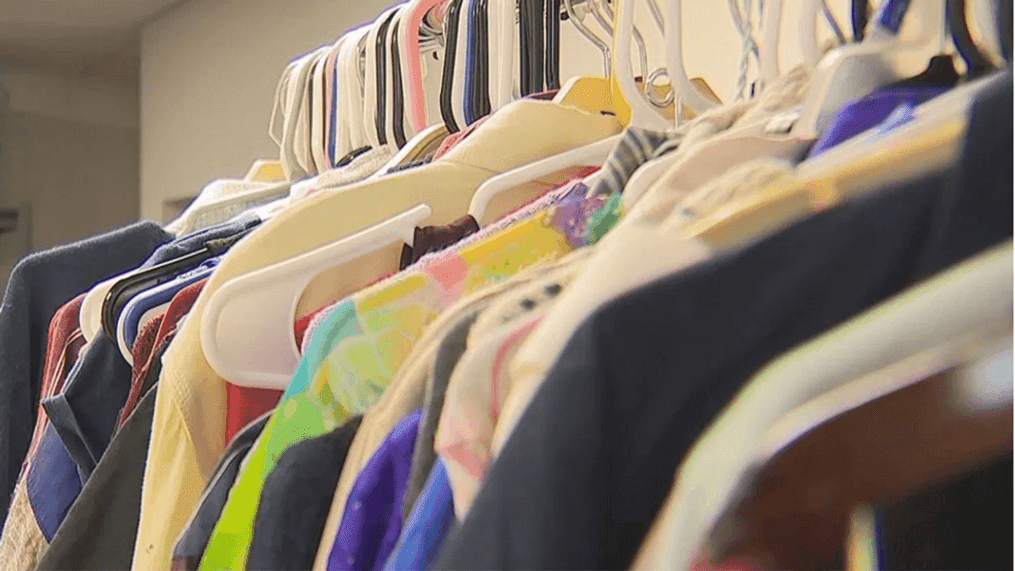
[0,0,1011,570]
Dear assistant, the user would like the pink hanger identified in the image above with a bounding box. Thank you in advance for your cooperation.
[401,0,446,132]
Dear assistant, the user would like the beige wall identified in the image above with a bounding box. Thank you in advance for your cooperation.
[0,69,140,287]
[139,0,395,221]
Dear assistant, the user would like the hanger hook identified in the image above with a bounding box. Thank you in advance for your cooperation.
[646,67,674,107]
[595,0,650,88]
[645,0,664,32]
[563,0,613,76]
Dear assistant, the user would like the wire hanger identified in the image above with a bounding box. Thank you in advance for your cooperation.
[202,203,434,389]
[565,0,612,76]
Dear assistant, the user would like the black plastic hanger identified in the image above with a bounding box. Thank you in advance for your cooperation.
[852,0,869,41]
[518,0,545,95]
[440,0,464,132]
[889,54,960,88]
[1000,0,1012,64]
[390,17,408,147]
[530,0,546,93]
[100,247,215,341]
[463,0,480,124]
[473,0,492,119]
[518,0,533,95]
[946,0,994,78]
[544,0,561,90]
[374,10,398,145]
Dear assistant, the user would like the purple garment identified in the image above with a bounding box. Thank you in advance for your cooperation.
[808,86,949,158]
[328,409,423,571]
[382,460,455,571]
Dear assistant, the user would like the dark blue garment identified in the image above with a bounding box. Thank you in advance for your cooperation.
[141,212,259,269]
[808,86,949,157]
[44,217,255,482]
[25,424,81,540]
[329,409,423,571]
[41,334,133,483]
[28,216,255,541]
[433,72,1012,571]
[0,221,171,522]
[247,415,364,571]
[383,460,455,571]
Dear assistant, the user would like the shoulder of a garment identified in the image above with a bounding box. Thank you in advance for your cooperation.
[438,99,623,167]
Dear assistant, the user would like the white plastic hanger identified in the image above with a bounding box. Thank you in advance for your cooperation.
[491,0,516,110]
[202,203,433,389]
[80,272,133,343]
[789,0,948,140]
[661,240,1013,570]
[663,0,719,120]
[468,132,623,222]
[279,50,320,181]
[269,60,299,151]
[341,26,372,154]
[310,49,330,174]
[614,0,672,130]
[292,50,323,176]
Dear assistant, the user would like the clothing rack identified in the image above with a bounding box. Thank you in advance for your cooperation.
[0,2,1010,571]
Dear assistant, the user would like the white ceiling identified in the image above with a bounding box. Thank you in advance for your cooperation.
[0,0,190,79]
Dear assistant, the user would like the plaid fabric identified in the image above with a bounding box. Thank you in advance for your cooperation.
[589,128,672,197]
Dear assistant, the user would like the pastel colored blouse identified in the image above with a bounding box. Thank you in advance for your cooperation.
[198,180,622,571]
